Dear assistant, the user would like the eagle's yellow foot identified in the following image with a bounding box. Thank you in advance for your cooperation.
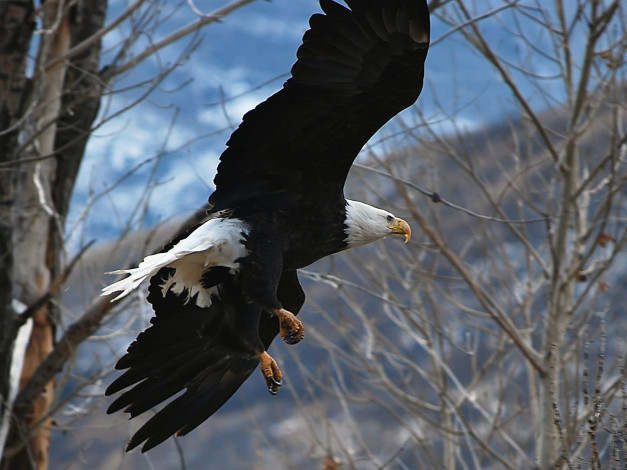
[258,351,282,395]
[273,307,304,345]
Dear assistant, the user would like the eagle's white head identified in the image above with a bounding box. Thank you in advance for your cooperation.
[344,199,411,249]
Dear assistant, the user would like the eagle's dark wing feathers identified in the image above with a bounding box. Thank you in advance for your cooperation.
[105,0,429,453]
[209,0,429,212]
[106,269,305,452]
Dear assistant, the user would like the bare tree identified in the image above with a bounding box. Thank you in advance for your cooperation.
[263,1,626,469]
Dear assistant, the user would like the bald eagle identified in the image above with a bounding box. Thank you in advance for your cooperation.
[103,0,429,452]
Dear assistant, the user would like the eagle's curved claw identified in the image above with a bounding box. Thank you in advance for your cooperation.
[267,376,282,395]
[258,351,282,395]
[273,307,304,345]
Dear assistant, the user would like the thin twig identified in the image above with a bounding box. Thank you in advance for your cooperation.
[36,0,148,76]
[103,0,259,79]
[353,163,549,224]
[14,242,96,329]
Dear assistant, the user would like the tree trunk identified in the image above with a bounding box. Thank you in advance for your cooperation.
[8,1,71,467]
[0,0,36,464]
[1,0,106,468]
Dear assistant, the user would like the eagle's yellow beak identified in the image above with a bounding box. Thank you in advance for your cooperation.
[388,217,411,243]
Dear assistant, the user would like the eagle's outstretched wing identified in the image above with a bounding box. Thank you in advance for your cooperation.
[106,269,304,453]
[209,0,430,212]
[105,0,429,452]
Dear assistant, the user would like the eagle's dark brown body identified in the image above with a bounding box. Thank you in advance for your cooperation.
[103,0,429,452]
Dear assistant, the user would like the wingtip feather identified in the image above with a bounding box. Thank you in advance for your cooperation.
[101,266,155,300]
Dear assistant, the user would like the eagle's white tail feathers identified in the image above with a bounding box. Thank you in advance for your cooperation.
[101,260,172,302]
[101,218,250,305]
[101,251,191,300]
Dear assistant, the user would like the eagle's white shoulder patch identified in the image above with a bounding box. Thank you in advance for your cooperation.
[101,217,250,307]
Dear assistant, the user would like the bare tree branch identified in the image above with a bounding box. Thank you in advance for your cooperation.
[102,0,259,80]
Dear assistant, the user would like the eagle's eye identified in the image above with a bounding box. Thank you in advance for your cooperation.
[386,215,394,224]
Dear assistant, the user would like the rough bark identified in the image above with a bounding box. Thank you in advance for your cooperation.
[8,0,71,465]
[53,0,107,221]
[0,0,36,463]
[2,1,106,468]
